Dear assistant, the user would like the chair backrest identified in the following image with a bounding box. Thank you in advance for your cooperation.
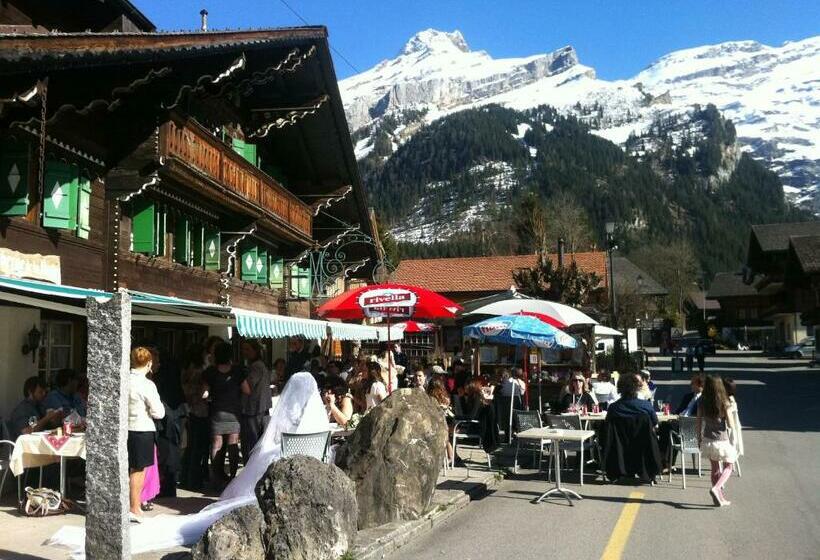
[677,416,700,450]
[514,410,542,433]
[281,431,330,462]
[0,439,15,463]
[546,414,580,430]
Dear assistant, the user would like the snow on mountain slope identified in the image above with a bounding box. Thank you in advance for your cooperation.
[341,30,820,209]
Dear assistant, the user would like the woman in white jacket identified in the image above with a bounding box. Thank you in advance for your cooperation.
[127,347,165,523]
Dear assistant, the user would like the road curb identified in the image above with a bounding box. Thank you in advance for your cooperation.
[350,470,501,560]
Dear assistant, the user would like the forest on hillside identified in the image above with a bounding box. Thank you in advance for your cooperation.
[362,104,810,280]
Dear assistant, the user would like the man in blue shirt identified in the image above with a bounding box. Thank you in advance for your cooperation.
[43,368,87,417]
[10,376,65,439]
[607,373,658,426]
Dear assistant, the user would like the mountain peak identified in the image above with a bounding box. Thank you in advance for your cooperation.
[401,29,470,56]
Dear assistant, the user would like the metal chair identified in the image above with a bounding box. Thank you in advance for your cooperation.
[669,416,702,488]
[0,440,14,499]
[512,410,551,475]
[281,431,331,462]
[545,414,593,485]
[452,418,491,473]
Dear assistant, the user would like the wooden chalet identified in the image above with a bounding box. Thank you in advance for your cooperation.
[0,2,378,410]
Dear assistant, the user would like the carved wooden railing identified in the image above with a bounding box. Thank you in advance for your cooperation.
[159,117,313,237]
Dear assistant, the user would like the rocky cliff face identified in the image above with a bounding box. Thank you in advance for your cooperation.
[343,29,583,132]
[342,30,820,211]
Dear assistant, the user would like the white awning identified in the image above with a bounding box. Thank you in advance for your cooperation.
[594,325,624,338]
[327,322,380,341]
[232,308,328,339]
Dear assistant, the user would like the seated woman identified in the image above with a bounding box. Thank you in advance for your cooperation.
[559,374,597,413]
[461,377,500,454]
[323,376,354,427]
[607,374,658,426]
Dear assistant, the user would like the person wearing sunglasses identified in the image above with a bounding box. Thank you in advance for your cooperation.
[559,373,597,413]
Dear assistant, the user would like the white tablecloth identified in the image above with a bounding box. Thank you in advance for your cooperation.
[9,432,87,476]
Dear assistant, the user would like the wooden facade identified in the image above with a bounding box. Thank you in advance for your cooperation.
[0,11,375,318]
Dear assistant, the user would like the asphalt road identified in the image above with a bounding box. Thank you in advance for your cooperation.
[390,353,820,560]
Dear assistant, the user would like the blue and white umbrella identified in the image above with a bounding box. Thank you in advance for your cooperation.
[463,314,579,349]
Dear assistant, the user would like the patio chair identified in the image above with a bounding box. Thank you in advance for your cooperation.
[281,431,331,463]
[0,438,43,507]
[451,396,492,473]
[545,414,595,485]
[669,416,702,488]
[512,410,551,476]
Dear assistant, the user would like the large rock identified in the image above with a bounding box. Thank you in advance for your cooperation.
[335,388,448,529]
[255,455,357,560]
[191,504,265,560]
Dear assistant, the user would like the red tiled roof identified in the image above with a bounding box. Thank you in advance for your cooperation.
[392,252,608,294]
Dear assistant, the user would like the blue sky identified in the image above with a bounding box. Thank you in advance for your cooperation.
[139,0,820,80]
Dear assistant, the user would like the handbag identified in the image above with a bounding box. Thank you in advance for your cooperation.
[23,486,66,516]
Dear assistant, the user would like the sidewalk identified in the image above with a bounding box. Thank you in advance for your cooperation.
[0,445,501,560]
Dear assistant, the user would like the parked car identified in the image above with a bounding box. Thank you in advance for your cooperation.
[784,337,815,359]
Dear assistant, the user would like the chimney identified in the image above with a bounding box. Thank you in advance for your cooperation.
[199,9,208,31]
[557,238,565,269]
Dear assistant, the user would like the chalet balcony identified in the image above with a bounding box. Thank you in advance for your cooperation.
[158,117,313,238]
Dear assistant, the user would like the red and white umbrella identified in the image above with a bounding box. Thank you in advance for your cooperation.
[464,298,597,328]
[396,320,438,333]
[318,284,461,391]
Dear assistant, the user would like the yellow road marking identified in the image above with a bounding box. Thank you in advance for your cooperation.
[600,491,645,560]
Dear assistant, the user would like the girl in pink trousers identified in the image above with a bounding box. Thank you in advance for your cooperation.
[697,375,738,506]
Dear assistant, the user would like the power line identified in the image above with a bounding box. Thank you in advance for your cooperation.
[277,0,361,74]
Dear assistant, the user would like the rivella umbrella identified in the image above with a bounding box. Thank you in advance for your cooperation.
[317,284,462,391]
[465,298,598,328]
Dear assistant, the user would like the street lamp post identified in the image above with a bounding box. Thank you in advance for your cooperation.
[636,274,644,349]
[605,222,617,328]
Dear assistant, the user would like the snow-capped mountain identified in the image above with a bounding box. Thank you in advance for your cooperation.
[341,29,820,209]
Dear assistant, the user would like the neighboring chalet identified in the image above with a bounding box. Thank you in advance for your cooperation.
[708,222,820,349]
[392,253,609,304]
[0,3,377,410]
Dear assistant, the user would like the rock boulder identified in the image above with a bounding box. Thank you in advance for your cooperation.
[255,455,357,560]
[335,388,448,529]
[191,503,265,560]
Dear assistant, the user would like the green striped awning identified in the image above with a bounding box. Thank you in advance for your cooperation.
[327,321,380,341]
[233,308,328,339]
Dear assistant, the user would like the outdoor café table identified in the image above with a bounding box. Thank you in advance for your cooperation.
[517,427,595,505]
[657,413,679,422]
[9,432,86,496]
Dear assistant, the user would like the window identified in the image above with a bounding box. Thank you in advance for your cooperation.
[239,244,271,285]
[38,321,74,387]
[0,138,29,216]
[290,263,311,298]
[737,308,747,320]
[131,198,167,256]
[43,160,79,230]
[269,257,285,288]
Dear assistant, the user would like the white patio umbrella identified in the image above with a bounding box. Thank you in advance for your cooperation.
[464,298,598,328]
[594,325,623,338]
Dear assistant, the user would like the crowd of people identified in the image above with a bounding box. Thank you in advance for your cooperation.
[8,337,741,519]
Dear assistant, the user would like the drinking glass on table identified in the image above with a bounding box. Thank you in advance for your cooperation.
[656,399,665,413]
[28,416,38,431]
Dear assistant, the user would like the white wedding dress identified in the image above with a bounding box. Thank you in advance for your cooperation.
[49,372,328,558]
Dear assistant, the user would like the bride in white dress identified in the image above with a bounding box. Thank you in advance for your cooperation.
[50,371,328,557]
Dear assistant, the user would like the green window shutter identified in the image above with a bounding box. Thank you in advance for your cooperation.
[43,161,77,229]
[155,205,167,256]
[231,137,257,166]
[297,265,311,298]
[204,228,221,271]
[269,257,284,289]
[254,248,269,285]
[131,198,157,255]
[240,245,258,282]
[76,174,91,239]
[289,263,298,297]
[191,224,205,268]
[173,215,192,265]
[0,139,29,216]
